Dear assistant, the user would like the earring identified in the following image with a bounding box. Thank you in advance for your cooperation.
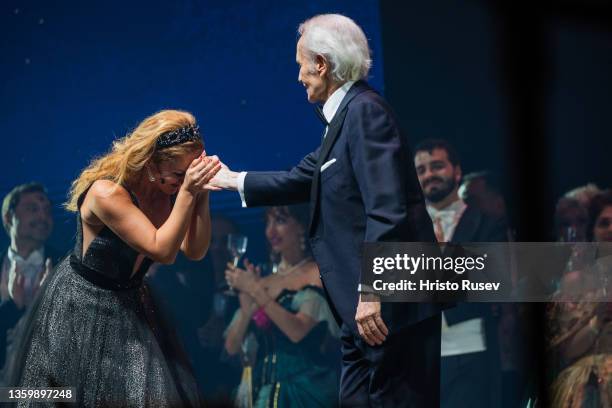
[146,167,156,182]
[300,235,306,252]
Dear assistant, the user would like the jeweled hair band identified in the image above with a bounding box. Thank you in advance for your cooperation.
[156,124,201,149]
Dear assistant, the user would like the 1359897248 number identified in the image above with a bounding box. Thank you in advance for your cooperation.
[0,387,76,402]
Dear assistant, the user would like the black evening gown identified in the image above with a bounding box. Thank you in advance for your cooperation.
[9,188,201,407]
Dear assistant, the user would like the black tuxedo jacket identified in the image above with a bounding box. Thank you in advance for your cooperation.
[444,205,508,326]
[244,81,442,335]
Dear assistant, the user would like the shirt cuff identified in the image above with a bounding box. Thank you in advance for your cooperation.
[237,171,248,208]
[357,284,374,293]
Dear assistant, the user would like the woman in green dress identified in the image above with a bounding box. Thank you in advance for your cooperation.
[224,205,340,408]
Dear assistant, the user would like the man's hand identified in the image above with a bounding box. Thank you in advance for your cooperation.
[355,293,389,346]
[181,154,222,194]
[10,266,25,309]
[205,159,240,191]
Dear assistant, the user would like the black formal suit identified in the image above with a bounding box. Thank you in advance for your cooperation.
[243,80,443,407]
[441,205,508,408]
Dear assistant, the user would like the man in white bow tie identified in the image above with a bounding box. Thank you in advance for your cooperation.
[0,182,59,381]
[414,138,509,408]
[1,183,57,305]
[209,14,442,407]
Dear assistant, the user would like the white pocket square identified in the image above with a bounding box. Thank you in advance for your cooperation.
[320,158,337,173]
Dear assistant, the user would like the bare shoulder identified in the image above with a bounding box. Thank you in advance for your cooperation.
[88,180,132,203]
[83,180,133,221]
[304,259,319,274]
[88,179,127,198]
[302,260,322,288]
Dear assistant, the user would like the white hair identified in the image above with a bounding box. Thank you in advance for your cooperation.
[298,14,371,82]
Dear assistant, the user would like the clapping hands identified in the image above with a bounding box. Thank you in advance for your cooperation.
[10,258,53,309]
[224,258,261,295]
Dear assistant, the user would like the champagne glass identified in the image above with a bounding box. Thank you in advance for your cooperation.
[225,234,248,295]
[560,226,578,242]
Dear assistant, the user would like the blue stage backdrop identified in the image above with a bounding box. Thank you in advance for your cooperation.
[0,0,384,257]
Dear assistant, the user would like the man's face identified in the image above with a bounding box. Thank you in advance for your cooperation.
[8,191,53,244]
[414,148,461,203]
[296,38,329,103]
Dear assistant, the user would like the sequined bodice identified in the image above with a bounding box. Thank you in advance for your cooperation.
[70,186,152,289]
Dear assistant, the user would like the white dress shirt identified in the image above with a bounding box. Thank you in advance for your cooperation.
[237,81,356,207]
[4,246,45,303]
[427,198,487,357]
[426,199,467,243]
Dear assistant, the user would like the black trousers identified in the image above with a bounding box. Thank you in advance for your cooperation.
[339,314,441,408]
[441,351,492,408]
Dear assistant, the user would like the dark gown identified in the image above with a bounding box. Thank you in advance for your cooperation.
[231,285,340,408]
[9,188,201,407]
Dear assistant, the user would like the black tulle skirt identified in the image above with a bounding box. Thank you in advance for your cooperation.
[8,257,201,407]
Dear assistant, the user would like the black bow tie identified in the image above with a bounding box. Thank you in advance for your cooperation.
[314,105,328,126]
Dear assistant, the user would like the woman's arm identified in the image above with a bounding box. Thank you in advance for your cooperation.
[87,157,215,264]
[180,191,212,260]
[224,293,256,355]
[250,284,317,344]
[227,262,321,343]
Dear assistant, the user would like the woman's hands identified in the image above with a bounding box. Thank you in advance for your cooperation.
[181,152,222,195]
[223,259,262,355]
[225,258,261,295]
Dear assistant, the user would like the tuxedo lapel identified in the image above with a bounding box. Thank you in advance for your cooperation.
[308,80,372,236]
[450,206,481,244]
[308,110,346,235]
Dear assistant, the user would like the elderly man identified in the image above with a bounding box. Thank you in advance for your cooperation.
[211,14,441,407]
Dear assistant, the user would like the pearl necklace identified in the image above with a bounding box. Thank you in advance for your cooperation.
[275,257,312,276]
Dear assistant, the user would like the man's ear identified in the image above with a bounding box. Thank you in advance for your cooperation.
[3,211,13,232]
[315,54,328,77]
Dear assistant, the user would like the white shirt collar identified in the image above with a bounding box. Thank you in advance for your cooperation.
[427,199,467,242]
[7,246,45,265]
[427,198,467,218]
[427,198,467,242]
[322,81,355,123]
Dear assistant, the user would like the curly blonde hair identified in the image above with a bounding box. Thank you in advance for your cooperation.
[65,110,203,212]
